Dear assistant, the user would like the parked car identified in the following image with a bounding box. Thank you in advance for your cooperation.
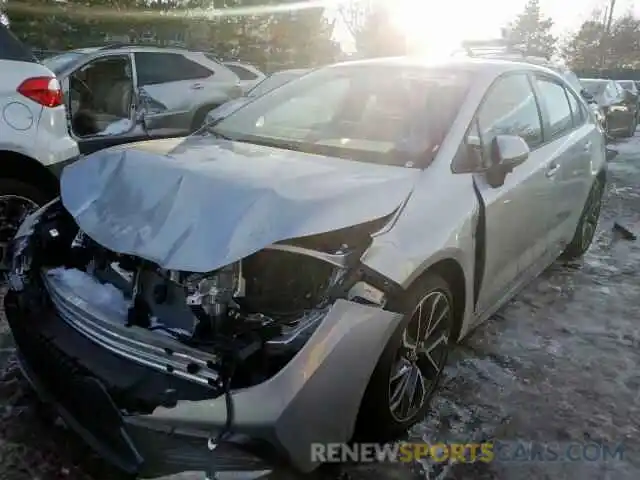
[222,61,266,93]
[5,57,606,478]
[617,79,640,121]
[0,24,79,270]
[203,68,310,125]
[42,45,243,154]
[581,78,637,137]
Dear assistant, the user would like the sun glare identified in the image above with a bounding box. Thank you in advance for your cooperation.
[383,0,509,58]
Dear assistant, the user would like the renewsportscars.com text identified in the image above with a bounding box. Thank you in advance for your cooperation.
[311,441,625,464]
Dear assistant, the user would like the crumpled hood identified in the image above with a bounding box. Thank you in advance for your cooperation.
[60,135,420,272]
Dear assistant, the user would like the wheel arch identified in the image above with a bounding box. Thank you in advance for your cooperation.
[0,150,60,198]
[403,257,468,341]
[413,258,467,342]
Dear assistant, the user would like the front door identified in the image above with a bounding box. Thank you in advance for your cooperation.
[63,53,148,155]
[469,72,554,315]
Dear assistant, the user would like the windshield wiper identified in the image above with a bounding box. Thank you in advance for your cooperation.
[231,136,303,152]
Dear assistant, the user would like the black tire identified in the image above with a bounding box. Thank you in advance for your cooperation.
[354,272,456,441]
[0,178,50,269]
[561,177,604,261]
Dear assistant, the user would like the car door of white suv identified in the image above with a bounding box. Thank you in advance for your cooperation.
[135,51,240,135]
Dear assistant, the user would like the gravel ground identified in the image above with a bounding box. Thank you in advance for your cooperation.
[0,132,639,480]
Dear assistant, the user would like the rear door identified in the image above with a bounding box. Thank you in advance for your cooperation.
[531,73,595,254]
[135,52,232,135]
[470,72,552,314]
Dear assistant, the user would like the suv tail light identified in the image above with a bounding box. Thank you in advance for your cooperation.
[17,76,63,108]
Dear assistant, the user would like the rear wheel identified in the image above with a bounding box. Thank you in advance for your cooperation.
[355,272,456,441]
[561,177,604,260]
[0,179,48,270]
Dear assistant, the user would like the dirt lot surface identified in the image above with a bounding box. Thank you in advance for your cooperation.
[0,133,638,480]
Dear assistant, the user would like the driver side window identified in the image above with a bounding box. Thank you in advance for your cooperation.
[454,73,542,173]
[68,55,134,138]
[475,73,543,152]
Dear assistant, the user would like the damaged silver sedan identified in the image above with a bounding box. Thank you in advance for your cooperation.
[4,57,606,478]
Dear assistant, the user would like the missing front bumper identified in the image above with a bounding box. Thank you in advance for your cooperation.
[5,280,404,474]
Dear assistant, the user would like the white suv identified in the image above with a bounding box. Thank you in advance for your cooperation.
[0,24,79,268]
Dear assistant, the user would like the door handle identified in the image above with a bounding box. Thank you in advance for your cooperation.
[584,141,592,151]
[545,162,560,178]
[191,83,204,90]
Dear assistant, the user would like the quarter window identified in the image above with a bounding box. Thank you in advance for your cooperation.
[135,52,212,86]
[475,73,543,151]
[566,89,587,127]
[535,78,573,138]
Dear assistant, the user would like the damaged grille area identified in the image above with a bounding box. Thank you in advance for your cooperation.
[43,270,221,387]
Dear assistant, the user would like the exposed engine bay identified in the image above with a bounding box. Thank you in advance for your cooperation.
[10,201,390,395]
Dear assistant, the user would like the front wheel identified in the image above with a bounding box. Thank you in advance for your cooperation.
[0,179,48,270]
[561,177,604,261]
[355,272,456,441]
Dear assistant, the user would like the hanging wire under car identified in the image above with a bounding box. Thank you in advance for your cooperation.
[205,340,240,480]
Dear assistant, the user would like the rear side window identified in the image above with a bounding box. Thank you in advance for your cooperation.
[566,89,587,127]
[0,24,36,63]
[476,73,543,150]
[534,77,573,139]
[225,64,258,80]
[135,52,212,86]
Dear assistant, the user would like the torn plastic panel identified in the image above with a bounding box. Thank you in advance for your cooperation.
[60,135,420,272]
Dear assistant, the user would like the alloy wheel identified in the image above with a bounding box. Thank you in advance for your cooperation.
[0,195,39,270]
[388,290,451,423]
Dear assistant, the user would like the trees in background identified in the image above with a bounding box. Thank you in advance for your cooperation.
[562,12,640,69]
[2,0,340,70]
[3,0,640,71]
[501,0,556,58]
[353,4,407,58]
[500,0,640,70]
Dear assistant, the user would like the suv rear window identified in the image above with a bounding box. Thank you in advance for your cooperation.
[0,24,37,63]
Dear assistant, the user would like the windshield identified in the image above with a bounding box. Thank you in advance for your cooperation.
[581,80,607,97]
[211,65,471,167]
[42,51,86,74]
[247,71,304,98]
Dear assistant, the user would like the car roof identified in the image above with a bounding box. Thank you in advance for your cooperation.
[581,78,609,83]
[327,56,563,77]
[272,68,309,76]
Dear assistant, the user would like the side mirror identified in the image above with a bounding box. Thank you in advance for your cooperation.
[486,135,529,187]
[491,135,529,169]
